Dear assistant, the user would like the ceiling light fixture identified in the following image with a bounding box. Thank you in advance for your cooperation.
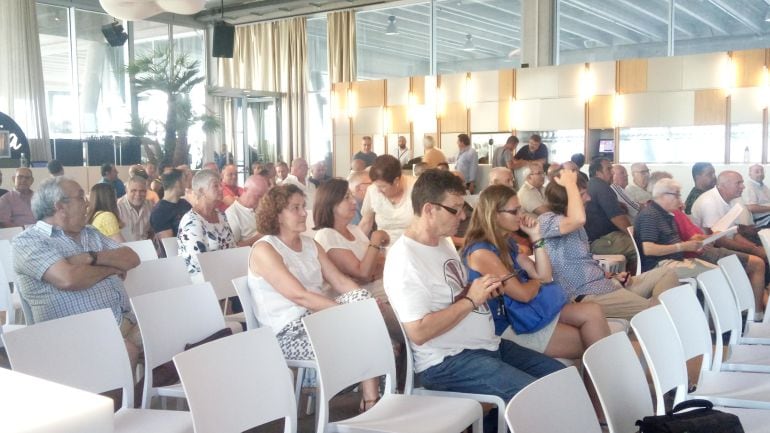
[462,34,475,51]
[385,16,398,35]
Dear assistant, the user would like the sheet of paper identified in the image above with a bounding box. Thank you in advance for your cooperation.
[702,226,738,245]
[711,204,744,233]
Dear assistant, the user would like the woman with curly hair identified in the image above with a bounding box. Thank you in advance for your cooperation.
[462,183,609,359]
[248,184,381,411]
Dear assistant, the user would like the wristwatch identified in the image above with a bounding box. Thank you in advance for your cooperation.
[88,251,98,266]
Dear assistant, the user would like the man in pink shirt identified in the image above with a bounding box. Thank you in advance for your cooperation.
[0,167,35,228]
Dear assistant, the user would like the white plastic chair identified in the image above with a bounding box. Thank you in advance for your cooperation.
[631,305,770,412]
[0,265,24,347]
[505,366,601,433]
[122,239,159,262]
[123,256,192,298]
[698,267,770,345]
[626,226,642,275]
[660,283,770,374]
[161,236,179,258]
[131,282,227,409]
[197,246,251,302]
[232,276,317,413]
[0,239,17,286]
[0,226,23,240]
[173,329,297,433]
[302,299,484,433]
[2,309,193,432]
[719,254,767,323]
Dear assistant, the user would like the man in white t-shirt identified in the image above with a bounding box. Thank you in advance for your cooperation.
[744,164,770,227]
[383,169,564,428]
[282,158,317,207]
[225,174,269,247]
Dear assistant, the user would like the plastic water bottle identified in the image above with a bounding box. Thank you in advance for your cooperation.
[744,146,751,163]
[20,152,28,168]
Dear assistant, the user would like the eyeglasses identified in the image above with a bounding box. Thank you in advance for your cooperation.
[430,202,461,215]
[497,208,521,215]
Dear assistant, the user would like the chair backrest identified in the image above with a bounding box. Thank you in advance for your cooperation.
[0,239,17,285]
[130,282,227,371]
[505,366,601,433]
[0,263,14,324]
[173,329,297,433]
[758,228,770,262]
[718,254,755,317]
[697,267,743,345]
[626,226,642,275]
[198,247,251,301]
[0,226,23,241]
[121,239,158,262]
[302,299,396,426]
[3,308,135,408]
[658,284,715,370]
[232,276,259,330]
[583,333,653,433]
[630,305,689,414]
[123,256,192,298]
[161,236,179,258]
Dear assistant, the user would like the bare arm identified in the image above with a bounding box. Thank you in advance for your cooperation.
[41,256,122,291]
[642,240,701,256]
[155,229,173,239]
[358,211,374,236]
[326,230,388,283]
[517,215,553,282]
[531,204,550,215]
[403,274,501,346]
[316,242,362,295]
[236,233,262,248]
[109,232,126,243]
[747,204,770,214]
[467,249,540,302]
[554,170,586,235]
[610,214,631,231]
[93,247,140,271]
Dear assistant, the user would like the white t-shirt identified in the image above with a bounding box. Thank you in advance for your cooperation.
[282,174,317,208]
[744,179,770,222]
[691,187,753,230]
[224,200,257,243]
[361,181,414,243]
[248,235,324,334]
[383,235,499,373]
[314,225,385,298]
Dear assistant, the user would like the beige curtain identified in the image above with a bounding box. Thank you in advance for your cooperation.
[327,11,356,83]
[218,18,307,161]
[0,0,51,161]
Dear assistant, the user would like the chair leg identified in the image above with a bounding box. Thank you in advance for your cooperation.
[294,367,304,408]
[496,403,506,433]
[471,416,484,433]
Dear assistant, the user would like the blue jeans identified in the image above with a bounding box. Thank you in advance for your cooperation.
[419,340,565,401]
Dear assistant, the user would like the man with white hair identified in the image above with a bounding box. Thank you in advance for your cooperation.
[744,164,770,227]
[421,136,446,169]
[625,162,652,204]
[488,167,514,188]
[517,162,548,215]
[282,157,317,206]
[634,178,715,278]
[347,170,372,225]
[225,174,269,247]
[611,164,640,220]
[308,161,329,187]
[117,175,153,242]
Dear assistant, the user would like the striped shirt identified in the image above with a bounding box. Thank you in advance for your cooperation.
[13,221,131,324]
[634,201,683,272]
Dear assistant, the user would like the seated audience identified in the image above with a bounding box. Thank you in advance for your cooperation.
[384,169,564,430]
[129,165,159,205]
[99,163,125,199]
[360,155,415,243]
[570,154,589,184]
[87,183,125,243]
[489,167,515,188]
[625,163,652,204]
[264,162,277,187]
[251,161,264,176]
[0,171,7,197]
[249,184,381,411]
[47,159,64,177]
[463,184,610,359]
[353,136,378,167]
[518,162,548,215]
[492,135,518,169]
[436,162,450,171]
[117,176,153,242]
[350,158,367,173]
[178,170,236,279]
[511,134,548,170]
[450,133,479,193]
[412,162,427,177]
[144,162,158,182]
[218,164,242,211]
[282,158,317,207]
[422,136,446,169]
[610,164,640,220]
[584,158,637,270]
[539,169,679,319]
[225,174,269,247]
[202,161,219,173]
[684,162,716,214]
[150,169,192,245]
[308,161,330,187]
[0,167,35,228]
[13,176,142,367]
[744,164,770,227]
[275,161,289,184]
[395,135,411,167]
[347,170,371,225]
[634,178,716,278]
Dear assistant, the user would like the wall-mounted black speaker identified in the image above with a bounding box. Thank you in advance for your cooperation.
[212,22,235,58]
[101,21,128,47]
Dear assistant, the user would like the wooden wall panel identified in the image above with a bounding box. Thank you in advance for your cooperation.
[352,107,383,134]
[499,98,512,131]
[588,95,613,129]
[734,49,766,88]
[499,70,514,100]
[389,105,410,133]
[352,80,385,108]
[647,57,684,92]
[617,59,648,94]
[694,89,726,125]
[411,76,425,104]
[442,102,468,132]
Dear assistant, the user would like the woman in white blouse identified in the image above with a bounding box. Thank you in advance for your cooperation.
[358,155,414,243]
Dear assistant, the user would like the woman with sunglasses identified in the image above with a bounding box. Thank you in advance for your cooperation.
[462,184,609,359]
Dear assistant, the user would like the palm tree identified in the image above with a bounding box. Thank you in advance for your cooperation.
[128,47,205,166]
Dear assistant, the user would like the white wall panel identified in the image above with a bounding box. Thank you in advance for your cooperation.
[557,63,583,98]
[353,107,383,135]
[442,73,466,103]
[592,61,616,95]
[648,56,683,92]
[517,66,559,99]
[471,70,499,102]
[731,87,765,124]
[470,101,500,132]
[387,77,409,105]
[539,98,583,130]
[682,52,725,90]
[622,92,694,127]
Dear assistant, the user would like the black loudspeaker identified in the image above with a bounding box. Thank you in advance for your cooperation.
[212,22,235,58]
[101,22,128,47]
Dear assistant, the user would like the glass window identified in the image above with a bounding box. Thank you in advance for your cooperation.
[356,2,431,79]
[730,123,763,164]
[556,0,667,65]
[435,0,522,74]
[37,4,76,137]
[308,17,332,167]
[173,25,206,165]
[132,21,170,145]
[619,126,725,163]
[673,0,770,56]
